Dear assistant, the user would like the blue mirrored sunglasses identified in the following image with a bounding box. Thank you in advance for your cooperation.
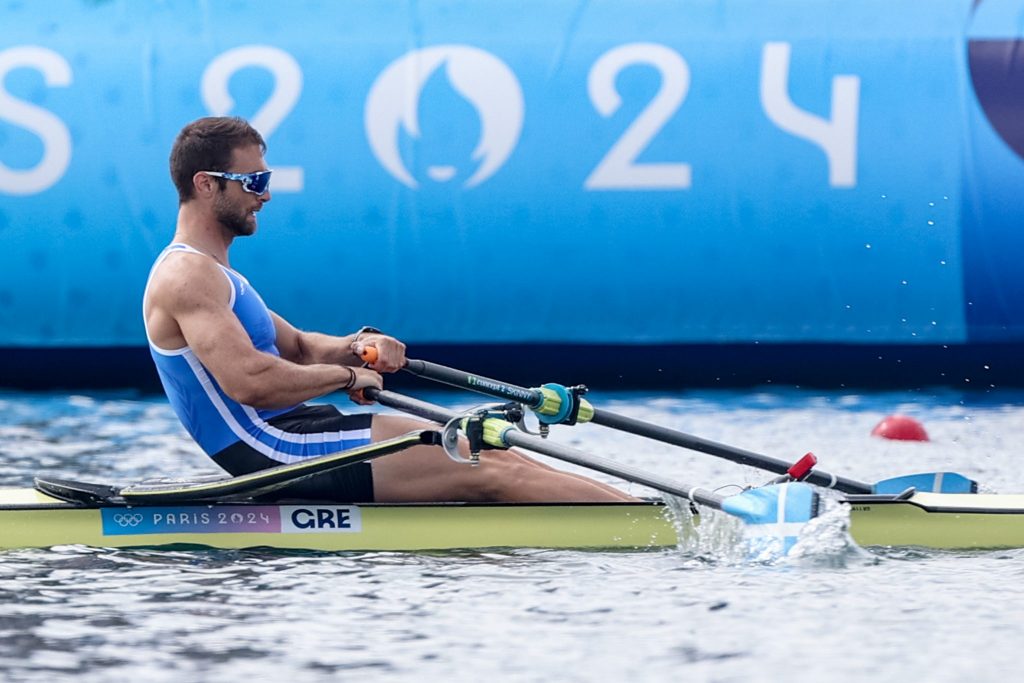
[203,170,273,195]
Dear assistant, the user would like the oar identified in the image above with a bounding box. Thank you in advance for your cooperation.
[362,352,977,495]
[364,387,821,558]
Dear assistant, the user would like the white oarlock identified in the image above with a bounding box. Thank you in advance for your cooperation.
[440,414,476,465]
[439,402,530,465]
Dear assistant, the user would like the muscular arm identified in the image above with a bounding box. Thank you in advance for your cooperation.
[148,256,381,409]
[272,314,361,366]
[272,313,407,373]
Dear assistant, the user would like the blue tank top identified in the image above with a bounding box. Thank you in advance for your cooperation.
[143,244,370,462]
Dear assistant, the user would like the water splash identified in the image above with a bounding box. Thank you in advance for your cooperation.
[662,495,745,564]
[785,496,876,568]
[662,492,874,567]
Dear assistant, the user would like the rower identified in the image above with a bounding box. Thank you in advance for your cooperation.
[143,116,636,505]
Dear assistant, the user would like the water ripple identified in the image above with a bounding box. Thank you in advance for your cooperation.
[2,389,1024,681]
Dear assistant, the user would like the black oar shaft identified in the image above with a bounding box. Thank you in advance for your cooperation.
[589,408,870,494]
[501,428,727,509]
[405,360,542,406]
[399,359,872,494]
[366,387,727,509]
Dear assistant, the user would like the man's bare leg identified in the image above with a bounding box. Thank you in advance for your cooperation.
[368,414,638,503]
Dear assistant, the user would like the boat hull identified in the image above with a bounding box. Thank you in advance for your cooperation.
[0,490,679,552]
[3,489,1024,552]
[845,492,1024,550]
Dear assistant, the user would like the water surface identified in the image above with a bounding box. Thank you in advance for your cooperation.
[1,388,1022,681]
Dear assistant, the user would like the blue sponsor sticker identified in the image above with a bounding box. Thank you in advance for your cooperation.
[101,506,281,535]
[100,505,364,535]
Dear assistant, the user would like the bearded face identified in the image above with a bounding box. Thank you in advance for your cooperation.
[213,186,257,237]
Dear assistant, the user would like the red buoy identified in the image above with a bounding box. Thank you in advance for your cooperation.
[871,415,929,441]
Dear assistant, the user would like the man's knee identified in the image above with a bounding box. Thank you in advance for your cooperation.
[372,413,429,440]
[468,456,539,501]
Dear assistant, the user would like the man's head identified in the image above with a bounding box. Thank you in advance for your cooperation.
[169,117,267,204]
[170,117,270,236]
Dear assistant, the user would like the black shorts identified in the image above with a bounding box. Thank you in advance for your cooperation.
[212,404,376,503]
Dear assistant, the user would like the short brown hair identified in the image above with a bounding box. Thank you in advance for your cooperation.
[169,117,266,202]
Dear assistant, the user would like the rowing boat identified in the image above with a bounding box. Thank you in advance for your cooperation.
[3,361,1017,556]
[2,479,1023,552]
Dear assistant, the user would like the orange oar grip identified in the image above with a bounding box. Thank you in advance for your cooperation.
[361,346,379,364]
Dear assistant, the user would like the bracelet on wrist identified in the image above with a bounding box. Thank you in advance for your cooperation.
[355,325,382,342]
[342,366,357,390]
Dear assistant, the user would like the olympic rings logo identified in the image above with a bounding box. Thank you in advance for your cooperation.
[112,512,144,527]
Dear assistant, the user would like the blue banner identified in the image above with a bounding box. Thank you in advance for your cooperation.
[1,0,1022,359]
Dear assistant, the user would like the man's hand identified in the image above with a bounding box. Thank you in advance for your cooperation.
[351,334,406,373]
[347,366,384,405]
